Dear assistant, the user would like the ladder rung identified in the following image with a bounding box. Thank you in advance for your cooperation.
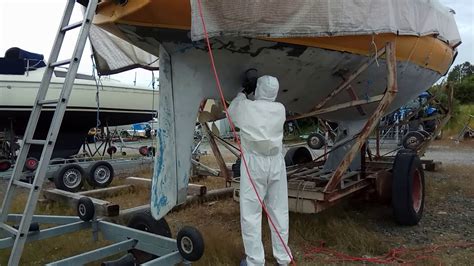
[0,222,18,236]
[26,139,47,145]
[50,59,72,68]
[38,99,60,105]
[12,180,33,190]
[61,20,85,32]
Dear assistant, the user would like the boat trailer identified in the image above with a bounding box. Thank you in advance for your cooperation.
[231,42,448,226]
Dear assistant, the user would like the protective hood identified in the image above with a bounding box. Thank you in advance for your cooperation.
[255,75,279,102]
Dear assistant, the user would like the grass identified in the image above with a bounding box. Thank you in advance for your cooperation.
[0,159,473,264]
[444,104,474,138]
[426,164,474,201]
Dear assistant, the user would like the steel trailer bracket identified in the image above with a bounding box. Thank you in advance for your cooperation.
[0,214,185,265]
[323,42,398,192]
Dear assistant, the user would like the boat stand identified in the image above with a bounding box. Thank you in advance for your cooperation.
[0,215,184,266]
[283,42,398,212]
[232,42,406,214]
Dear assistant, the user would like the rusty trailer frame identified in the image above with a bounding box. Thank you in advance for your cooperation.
[230,42,410,214]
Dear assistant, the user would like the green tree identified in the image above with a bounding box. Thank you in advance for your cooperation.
[447,61,474,83]
[445,62,474,104]
[455,75,474,104]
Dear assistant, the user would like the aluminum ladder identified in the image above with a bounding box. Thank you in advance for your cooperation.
[0,0,98,264]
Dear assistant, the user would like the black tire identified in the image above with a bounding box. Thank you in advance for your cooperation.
[418,130,431,139]
[147,146,156,156]
[77,197,95,221]
[232,158,241,178]
[306,132,326,150]
[0,160,12,172]
[402,131,424,150]
[127,210,172,263]
[139,146,149,156]
[106,146,117,156]
[284,147,312,166]
[54,164,85,192]
[177,226,205,262]
[86,161,114,188]
[392,149,425,226]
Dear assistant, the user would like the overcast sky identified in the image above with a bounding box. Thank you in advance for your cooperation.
[1,0,473,86]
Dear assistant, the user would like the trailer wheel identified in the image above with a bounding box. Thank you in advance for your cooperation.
[77,197,95,221]
[106,146,117,156]
[0,160,11,172]
[418,130,431,139]
[24,157,39,171]
[402,131,424,150]
[86,161,114,188]
[127,210,172,263]
[392,149,425,226]
[139,146,149,156]
[307,132,326,150]
[177,226,205,262]
[285,147,312,166]
[54,164,84,192]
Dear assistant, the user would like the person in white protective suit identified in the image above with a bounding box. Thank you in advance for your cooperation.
[228,75,291,266]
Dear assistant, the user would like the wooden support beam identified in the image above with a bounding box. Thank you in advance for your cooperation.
[324,42,398,192]
[77,185,134,199]
[346,85,367,115]
[290,95,384,120]
[43,189,119,217]
[289,46,387,121]
[211,132,241,157]
[293,46,387,121]
[115,188,233,222]
[202,123,231,182]
[191,159,220,177]
[125,177,207,196]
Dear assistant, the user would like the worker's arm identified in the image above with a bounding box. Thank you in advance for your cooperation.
[227,92,247,127]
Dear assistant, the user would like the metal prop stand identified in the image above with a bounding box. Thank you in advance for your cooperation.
[281,42,399,213]
[0,1,192,265]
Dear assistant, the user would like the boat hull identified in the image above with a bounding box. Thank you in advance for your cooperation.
[0,71,158,159]
[93,18,454,221]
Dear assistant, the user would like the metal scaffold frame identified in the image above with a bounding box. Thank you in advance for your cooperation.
[0,1,200,265]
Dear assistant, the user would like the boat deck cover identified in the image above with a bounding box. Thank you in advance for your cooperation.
[190,0,461,46]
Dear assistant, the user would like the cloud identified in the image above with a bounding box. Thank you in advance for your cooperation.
[438,0,474,66]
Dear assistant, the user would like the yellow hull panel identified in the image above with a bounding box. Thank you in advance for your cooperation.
[94,0,454,74]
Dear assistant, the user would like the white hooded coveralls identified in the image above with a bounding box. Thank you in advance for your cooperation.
[228,76,291,266]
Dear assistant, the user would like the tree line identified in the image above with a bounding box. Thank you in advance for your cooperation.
[446,61,474,104]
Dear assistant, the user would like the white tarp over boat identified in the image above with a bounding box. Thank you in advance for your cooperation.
[89,25,159,75]
[190,0,461,46]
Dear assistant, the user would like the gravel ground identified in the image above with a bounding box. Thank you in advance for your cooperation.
[423,142,474,165]
[367,178,474,246]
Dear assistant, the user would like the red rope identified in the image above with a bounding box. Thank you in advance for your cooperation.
[195,0,295,264]
[303,241,474,265]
